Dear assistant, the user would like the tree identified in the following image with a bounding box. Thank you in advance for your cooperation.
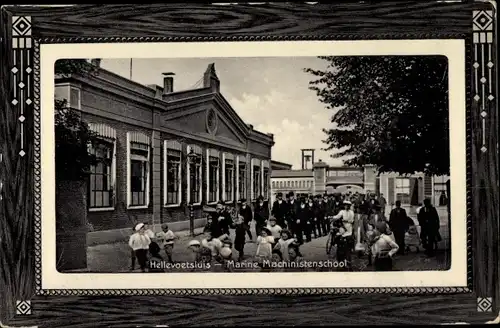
[55,98,98,181]
[305,56,449,176]
[54,59,99,180]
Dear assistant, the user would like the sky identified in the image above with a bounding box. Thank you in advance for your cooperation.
[100,57,346,169]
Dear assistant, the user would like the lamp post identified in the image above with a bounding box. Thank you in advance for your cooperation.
[186,149,199,237]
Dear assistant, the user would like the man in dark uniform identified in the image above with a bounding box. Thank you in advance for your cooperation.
[221,202,234,235]
[417,198,441,257]
[253,195,269,237]
[306,196,317,239]
[367,193,380,216]
[315,194,327,237]
[333,194,343,215]
[239,198,253,242]
[388,200,409,255]
[301,196,314,242]
[208,203,226,238]
[286,191,300,240]
[272,192,288,229]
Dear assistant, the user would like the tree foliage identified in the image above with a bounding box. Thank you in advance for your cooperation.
[55,59,98,77]
[54,59,99,181]
[54,99,98,181]
[305,56,449,176]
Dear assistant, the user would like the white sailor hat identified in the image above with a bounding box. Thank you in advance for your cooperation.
[343,200,352,205]
[134,223,145,231]
[188,240,201,247]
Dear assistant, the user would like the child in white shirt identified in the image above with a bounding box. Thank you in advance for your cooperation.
[274,229,296,261]
[201,232,226,259]
[255,228,275,259]
[156,224,177,263]
[128,223,151,272]
[266,217,282,240]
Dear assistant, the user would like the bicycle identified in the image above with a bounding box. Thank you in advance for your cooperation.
[325,216,342,255]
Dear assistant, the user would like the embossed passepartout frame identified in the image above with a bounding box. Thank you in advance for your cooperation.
[0,2,498,327]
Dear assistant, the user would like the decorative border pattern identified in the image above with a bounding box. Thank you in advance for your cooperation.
[11,16,32,158]
[471,9,497,307]
[33,38,42,296]
[35,287,471,297]
[38,33,468,43]
[18,8,490,297]
[472,10,495,154]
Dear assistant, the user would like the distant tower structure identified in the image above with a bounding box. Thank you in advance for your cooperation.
[301,149,315,169]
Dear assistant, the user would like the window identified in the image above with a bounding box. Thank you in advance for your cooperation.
[238,161,246,200]
[189,157,202,204]
[127,132,150,208]
[130,149,148,206]
[395,178,411,204]
[54,84,81,110]
[164,141,182,206]
[263,168,269,199]
[253,165,261,200]
[224,158,234,202]
[208,154,219,203]
[89,141,114,209]
[186,145,202,205]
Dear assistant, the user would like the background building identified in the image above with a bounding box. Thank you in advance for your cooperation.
[55,61,274,231]
[271,160,293,171]
[270,152,450,212]
[270,169,314,202]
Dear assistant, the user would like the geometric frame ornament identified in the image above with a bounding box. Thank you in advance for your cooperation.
[15,301,32,315]
[0,1,498,327]
[478,297,493,312]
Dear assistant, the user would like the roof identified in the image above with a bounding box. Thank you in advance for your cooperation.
[56,63,273,144]
[271,160,293,169]
[271,159,292,165]
[271,169,314,178]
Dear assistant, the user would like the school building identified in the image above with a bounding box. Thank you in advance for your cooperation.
[55,60,274,232]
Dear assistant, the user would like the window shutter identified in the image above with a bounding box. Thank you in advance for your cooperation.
[388,177,395,205]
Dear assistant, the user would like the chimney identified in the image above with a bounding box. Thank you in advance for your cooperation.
[90,58,101,67]
[203,63,220,92]
[162,72,175,95]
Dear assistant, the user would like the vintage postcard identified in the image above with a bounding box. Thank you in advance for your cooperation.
[39,40,467,290]
[0,2,498,327]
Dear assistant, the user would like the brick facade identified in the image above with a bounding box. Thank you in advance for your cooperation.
[55,63,274,232]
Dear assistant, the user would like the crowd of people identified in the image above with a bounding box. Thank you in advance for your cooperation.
[127,191,443,273]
